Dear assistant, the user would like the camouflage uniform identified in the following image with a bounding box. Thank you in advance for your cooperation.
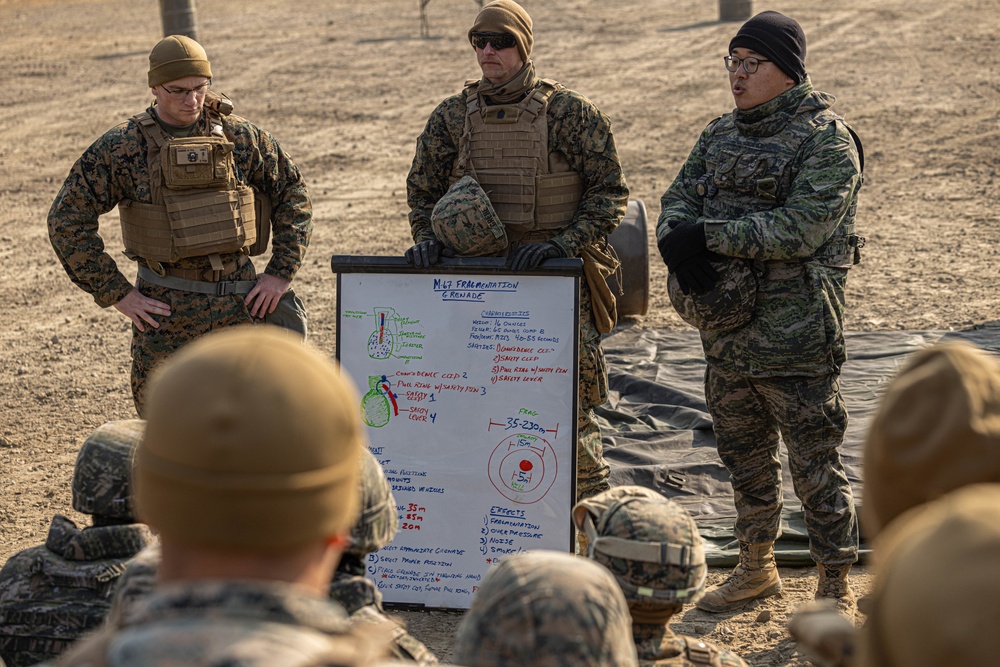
[0,517,153,667]
[48,105,312,415]
[55,580,382,667]
[0,419,151,667]
[331,562,437,666]
[453,550,638,667]
[657,79,862,565]
[407,74,628,500]
[0,419,153,667]
[573,486,747,667]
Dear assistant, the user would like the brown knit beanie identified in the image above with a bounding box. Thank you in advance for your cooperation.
[859,484,1000,667]
[469,0,533,63]
[148,35,212,88]
[862,340,1000,540]
[135,326,364,552]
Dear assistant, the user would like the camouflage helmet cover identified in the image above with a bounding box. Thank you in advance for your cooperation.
[453,550,638,667]
[572,485,707,609]
[668,256,759,332]
[431,175,508,256]
[72,419,143,521]
[347,449,398,556]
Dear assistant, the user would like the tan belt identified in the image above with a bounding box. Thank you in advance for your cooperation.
[137,264,257,296]
[151,255,244,282]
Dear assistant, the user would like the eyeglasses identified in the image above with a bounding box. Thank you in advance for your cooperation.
[470,32,517,51]
[723,55,771,74]
[159,80,212,99]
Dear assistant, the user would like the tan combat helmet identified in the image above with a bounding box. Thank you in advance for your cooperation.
[573,485,707,613]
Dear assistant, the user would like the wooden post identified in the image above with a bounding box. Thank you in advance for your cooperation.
[159,0,199,41]
[719,0,753,22]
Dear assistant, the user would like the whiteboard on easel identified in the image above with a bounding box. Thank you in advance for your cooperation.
[331,256,580,610]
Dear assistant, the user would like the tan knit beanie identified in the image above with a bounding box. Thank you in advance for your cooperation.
[469,0,533,63]
[148,34,212,88]
[135,326,364,551]
[858,484,1000,667]
[862,340,1000,539]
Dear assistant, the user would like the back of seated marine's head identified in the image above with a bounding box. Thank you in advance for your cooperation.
[453,550,638,667]
[862,340,1000,541]
[134,325,364,555]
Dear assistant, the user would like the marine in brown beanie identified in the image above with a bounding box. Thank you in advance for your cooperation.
[404,0,629,514]
[48,35,313,416]
[656,11,865,618]
[53,327,391,667]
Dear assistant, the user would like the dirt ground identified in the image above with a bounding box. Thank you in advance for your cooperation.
[1,0,997,664]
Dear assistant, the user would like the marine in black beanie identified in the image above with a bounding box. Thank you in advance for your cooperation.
[729,10,807,84]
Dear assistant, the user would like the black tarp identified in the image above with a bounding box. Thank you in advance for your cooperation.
[596,323,1000,566]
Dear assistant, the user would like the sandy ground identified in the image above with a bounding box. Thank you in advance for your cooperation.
[1,0,997,664]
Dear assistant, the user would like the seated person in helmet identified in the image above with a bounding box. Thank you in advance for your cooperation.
[453,550,638,667]
[0,421,153,667]
[574,486,748,667]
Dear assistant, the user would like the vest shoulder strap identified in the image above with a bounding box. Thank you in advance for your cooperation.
[131,111,170,149]
[845,123,865,175]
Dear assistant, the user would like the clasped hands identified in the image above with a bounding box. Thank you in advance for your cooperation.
[657,220,719,295]
[405,239,563,272]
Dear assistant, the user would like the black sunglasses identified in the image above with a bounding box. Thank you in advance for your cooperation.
[470,32,517,51]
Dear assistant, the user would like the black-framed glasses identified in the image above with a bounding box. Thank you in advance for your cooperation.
[471,32,517,51]
[159,80,212,99]
[724,55,770,74]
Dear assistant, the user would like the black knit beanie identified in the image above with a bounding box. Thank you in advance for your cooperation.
[728,11,806,84]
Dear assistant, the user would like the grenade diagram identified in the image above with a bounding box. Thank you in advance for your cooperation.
[367,308,399,360]
[361,375,398,428]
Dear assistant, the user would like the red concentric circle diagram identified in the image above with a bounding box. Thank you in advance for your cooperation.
[487,433,558,504]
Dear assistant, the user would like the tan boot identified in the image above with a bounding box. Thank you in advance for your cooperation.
[815,563,856,622]
[696,542,783,613]
[576,530,590,556]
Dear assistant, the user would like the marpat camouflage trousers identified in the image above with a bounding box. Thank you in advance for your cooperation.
[129,260,257,416]
[577,281,611,501]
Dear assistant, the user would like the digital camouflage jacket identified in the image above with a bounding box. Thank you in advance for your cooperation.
[0,515,153,667]
[657,79,862,377]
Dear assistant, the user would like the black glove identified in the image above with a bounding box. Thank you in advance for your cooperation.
[404,239,454,269]
[658,220,707,272]
[508,242,564,272]
[673,252,720,295]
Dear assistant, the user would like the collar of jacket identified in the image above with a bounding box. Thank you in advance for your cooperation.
[734,77,829,137]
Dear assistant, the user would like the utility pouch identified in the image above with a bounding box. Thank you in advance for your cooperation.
[162,185,255,258]
[161,136,235,190]
[248,188,272,256]
[581,242,621,334]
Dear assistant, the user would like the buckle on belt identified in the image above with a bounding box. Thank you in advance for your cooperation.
[216,281,237,296]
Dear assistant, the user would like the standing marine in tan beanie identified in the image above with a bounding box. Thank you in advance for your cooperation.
[48,34,313,417]
[53,326,390,667]
[405,0,630,521]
